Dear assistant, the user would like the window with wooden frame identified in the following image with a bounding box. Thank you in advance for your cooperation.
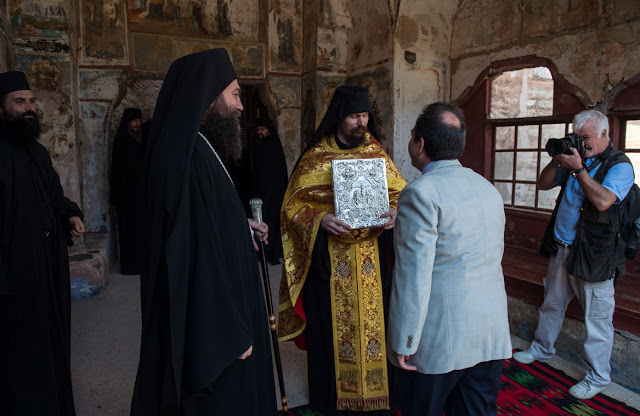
[489,67,571,211]
[621,117,640,185]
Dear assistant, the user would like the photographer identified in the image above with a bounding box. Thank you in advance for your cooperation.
[513,110,634,400]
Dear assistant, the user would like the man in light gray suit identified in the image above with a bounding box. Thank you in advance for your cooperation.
[387,102,512,416]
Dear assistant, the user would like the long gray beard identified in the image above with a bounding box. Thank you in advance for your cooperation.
[201,108,242,163]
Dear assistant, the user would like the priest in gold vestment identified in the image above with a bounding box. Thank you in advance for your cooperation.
[278,86,406,415]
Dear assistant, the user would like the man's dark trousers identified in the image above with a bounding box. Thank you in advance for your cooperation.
[398,359,504,416]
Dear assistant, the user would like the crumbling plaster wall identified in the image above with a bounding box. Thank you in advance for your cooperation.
[300,1,396,164]
[451,0,640,109]
[343,1,394,158]
[392,0,458,181]
[287,0,459,181]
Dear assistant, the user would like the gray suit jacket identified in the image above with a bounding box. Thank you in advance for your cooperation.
[387,160,512,374]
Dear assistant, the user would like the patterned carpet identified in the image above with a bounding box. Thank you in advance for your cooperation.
[280,354,639,416]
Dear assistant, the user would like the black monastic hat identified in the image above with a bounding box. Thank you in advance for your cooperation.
[0,71,31,97]
[310,85,380,145]
[115,108,143,141]
[122,108,142,123]
[144,48,237,213]
[256,116,276,134]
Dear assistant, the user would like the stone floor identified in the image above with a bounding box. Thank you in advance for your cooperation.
[70,265,640,415]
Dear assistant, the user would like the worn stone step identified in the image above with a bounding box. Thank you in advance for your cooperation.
[68,232,110,302]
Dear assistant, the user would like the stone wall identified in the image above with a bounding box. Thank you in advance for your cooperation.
[490,67,554,119]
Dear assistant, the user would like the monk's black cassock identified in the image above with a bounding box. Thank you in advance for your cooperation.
[130,49,276,415]
[110,107,144,275]
[0,71,82,415]
[251,117,288,265]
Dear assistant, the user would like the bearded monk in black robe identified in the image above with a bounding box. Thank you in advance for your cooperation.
[110,107,144,275]
[251,116,288,265]
[0,71,85,415]
[130,49,276,415]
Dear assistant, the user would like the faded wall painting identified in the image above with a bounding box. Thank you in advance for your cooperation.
[0,34,11,72]
[268,0,301,73]
[18,55,81,207]
[81,0,128,64]
[348,66,392,143]
[9,0,72,54]
[19,0,69,23]
[127,0,259,42]
[132,33,264,76]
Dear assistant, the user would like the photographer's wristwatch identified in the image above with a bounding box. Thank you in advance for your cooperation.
[571,167,586,178]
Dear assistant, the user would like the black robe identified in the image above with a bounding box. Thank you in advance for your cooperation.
[0,129,82,415]
[251,134,288,264]
[131,132,276,415]
[132,48,276,415]
[110,131,144,275]
[226,146,252,217]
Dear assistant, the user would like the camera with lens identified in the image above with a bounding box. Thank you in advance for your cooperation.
[545,133,584,158]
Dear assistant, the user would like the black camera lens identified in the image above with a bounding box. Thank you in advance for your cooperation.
[545,133,583,158]
[545,139,568,157]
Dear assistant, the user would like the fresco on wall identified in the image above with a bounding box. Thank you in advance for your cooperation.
[8,0,71,54]
[81,0,128,64]
[109,79,162,139]
[347,67,392,142]
[132,33,264,77]
[19,0,68,21]
[300,80,316,151]
[0,35,11,72]
[17,55,81,206]
[127,0,259,42]
[78,101,110,231]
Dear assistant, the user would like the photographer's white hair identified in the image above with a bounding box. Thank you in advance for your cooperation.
[573,110,609,140]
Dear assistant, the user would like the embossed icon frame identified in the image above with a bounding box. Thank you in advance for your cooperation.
[332,158,389,230]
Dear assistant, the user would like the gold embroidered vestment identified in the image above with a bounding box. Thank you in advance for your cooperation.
[278,133,406,411]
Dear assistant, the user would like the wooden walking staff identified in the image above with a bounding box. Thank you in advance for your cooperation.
[249,198,289,413]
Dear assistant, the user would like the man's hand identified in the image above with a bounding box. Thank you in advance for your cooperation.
[554,148,583,171]
[380,208,397,230]
[395,352,417,371]
[238,345,253,360]
[248,218,268,251]
[69,216,85,237]
[321,213,352,236]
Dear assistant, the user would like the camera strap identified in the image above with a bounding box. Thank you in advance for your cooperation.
[582,142,614,174]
